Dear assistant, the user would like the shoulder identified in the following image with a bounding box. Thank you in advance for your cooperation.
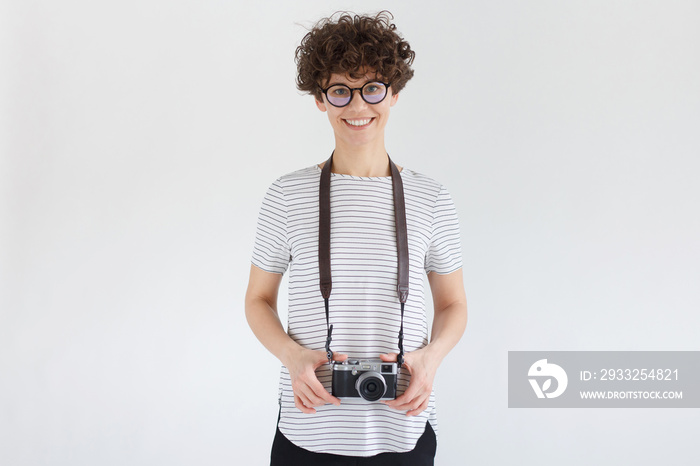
[400,167,448,200]
[277,164,319,183]
[271,165,319,187]
[261,165,319,196]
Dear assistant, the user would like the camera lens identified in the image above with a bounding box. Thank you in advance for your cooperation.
[356,372,387,402]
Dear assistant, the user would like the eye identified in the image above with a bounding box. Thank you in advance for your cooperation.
[363,83,386,96]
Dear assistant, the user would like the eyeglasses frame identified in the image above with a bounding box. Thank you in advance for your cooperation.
[319,81,392,108]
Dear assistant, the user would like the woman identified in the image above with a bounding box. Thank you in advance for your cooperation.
[245,10,468,465]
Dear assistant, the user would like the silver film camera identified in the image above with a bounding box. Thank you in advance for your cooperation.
[331,359,398,401]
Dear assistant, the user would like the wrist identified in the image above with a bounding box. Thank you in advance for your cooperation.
[423,340,448,367]
[280,339,304,367]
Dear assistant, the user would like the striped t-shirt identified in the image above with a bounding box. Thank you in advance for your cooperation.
[250,162,463,457]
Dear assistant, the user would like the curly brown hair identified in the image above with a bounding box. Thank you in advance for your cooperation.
[294,10,416,103]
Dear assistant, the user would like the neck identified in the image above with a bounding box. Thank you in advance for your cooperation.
[328,144,393,177]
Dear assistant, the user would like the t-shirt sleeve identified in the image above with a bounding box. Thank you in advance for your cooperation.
[250,178,291,275]
[424,185,463,275]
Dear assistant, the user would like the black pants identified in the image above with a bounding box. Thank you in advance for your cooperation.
[270,412,437,466]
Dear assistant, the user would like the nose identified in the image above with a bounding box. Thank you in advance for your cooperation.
[347,89,369,110]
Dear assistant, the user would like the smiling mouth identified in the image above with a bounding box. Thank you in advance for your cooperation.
[343,117,375,129]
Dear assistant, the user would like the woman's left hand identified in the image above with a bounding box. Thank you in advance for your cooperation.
[379,347,439,416]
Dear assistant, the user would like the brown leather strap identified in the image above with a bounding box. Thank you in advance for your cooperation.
[390,158,409,304]
[319,152,334,361]
[319,154,332,301]
[319,150,409,365]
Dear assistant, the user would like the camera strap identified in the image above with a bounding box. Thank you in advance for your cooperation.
[319,150,409,367]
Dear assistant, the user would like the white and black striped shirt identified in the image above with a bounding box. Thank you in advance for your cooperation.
[250,163,463,457]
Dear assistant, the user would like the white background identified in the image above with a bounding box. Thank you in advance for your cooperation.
[1,1,699,464]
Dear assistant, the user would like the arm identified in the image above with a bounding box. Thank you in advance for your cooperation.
[425,267,469,364]
[381,267,468,415]
[244,263,347,413]
[244,263,294,361]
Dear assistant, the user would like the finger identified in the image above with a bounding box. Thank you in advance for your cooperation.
[308,376,341,406]
[387,393,421,412]
[294,394,316,414]
[393,382,430,410]
[300,355,342,406]
[387,378,431,410]
[383,379,422,409]
[299,384,326,407]
[296,391,317,410]
[379,353,397,362]
[406,396,430,416]
[384,390,419,410]
[294,370,333,407]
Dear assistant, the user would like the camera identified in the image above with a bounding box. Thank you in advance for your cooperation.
[331,359,398,401]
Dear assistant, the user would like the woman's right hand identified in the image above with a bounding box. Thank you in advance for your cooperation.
[282,345,347,414]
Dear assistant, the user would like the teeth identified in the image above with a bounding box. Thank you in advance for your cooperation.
[345,118,372,126]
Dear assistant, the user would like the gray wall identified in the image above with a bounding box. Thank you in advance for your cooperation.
[1,0,698,464]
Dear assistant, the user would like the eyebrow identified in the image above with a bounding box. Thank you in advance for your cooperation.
[326,79,384,88]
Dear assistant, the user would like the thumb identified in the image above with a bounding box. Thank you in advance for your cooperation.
[380,353,398,362]
[314,351,348,367]
[332,352,348,363]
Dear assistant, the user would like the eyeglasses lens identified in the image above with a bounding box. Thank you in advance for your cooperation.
[327,82,387,107]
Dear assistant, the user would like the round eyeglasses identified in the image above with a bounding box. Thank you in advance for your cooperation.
[320,81,391,108]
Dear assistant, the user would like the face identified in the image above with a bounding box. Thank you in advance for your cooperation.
[315,68,399,147]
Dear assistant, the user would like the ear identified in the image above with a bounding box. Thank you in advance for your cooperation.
[315,97,327,112]
[389,92,399,107]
